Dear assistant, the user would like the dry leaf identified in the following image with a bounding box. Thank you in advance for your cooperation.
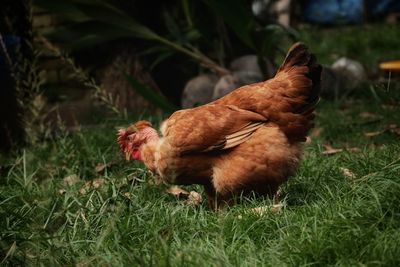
[306,128,323,144]
[388,124,400,136]
[95,161,116,173]
[92,178,106,189]
[382,104,399,110]
[364,124,400,138]
[63,174,79,186]
[339,167,356,180]
[79,181,92,195]
[95,163,107,173]
[274,188,283,203]
[166,186,189,198]
[186,191,203,205]
[347,147,361,153]
[322,145,343,155]
[59,189,66,195]
[123,192,132,199]
[271,203,284,214]
[310,127,323,137]
[240,203,285,218]
[79,178,107,194]
[250,206,269,216]
[322,145,360,155]
[390,128,400,136]
[364,131,384,137]
[166,187,203,205]
[369,144,386,150]
[359,112,381,120]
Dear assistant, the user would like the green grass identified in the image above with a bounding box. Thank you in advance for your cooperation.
[1,25,400,266]
[299,24,400,70]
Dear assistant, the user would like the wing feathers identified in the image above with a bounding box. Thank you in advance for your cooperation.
[203,122,265,152]
[165,105,267,154]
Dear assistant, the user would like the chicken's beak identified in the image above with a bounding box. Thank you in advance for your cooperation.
[125,151,131,161]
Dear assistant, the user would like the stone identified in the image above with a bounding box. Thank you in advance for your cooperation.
[331,57,366,90]
[212,74,237,101]
[212,70,264,100]
[181,74,218,108]
[230,54,276,79]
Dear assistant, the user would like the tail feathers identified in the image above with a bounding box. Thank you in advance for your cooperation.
[278,43,311,72]
[273,42,322,142]
[277,42,322,115]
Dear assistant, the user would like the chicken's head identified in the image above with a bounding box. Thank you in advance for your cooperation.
[117,120,158,161]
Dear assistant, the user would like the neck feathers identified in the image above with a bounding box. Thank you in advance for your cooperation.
[142,127,159,143]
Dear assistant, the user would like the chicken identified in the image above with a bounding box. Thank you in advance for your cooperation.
[117,43,321,209]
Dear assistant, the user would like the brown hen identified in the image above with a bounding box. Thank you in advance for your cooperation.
[118,43,321,209]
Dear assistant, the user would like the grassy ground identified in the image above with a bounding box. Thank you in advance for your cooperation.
[299,24,400,70]
[1,25,400,266]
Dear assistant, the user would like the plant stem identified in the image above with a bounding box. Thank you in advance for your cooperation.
[38,35,122,116]
[155,35,229,76]
[0,33,13,67]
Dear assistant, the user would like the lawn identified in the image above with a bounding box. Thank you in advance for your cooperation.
[1,25,400,266]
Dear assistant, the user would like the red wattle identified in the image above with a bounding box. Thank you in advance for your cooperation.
[133,150,141,161]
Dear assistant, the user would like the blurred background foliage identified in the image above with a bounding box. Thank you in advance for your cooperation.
[34,0,293,109]
[35,0,291,67]
[1,0,399,152]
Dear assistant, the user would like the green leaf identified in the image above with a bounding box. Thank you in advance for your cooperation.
[46,21,130,47]
[163,10,182,41]
[124,74,176,113]
[138,45,171,57]
[181,0,194,27]
[75,4,161,40]
[149,51,174,70]
[67,34,124,51]
[36,0,161,41]
[185,28,201,42]
[34,0,89,22]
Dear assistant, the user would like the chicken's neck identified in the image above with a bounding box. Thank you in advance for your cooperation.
[137,127,159,162]
[142,127,159,143]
